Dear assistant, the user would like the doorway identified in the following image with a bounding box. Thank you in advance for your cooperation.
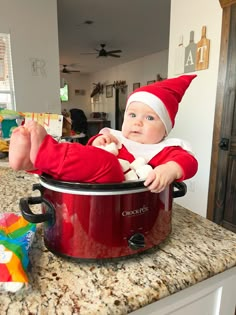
[115,86,128,130]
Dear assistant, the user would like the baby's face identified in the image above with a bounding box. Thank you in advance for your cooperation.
[121,102,166,144]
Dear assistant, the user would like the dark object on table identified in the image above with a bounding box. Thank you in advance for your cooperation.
[69,109,88,144]
[90,112,108,120]
[0,151,8,159]
[69,109,88,134]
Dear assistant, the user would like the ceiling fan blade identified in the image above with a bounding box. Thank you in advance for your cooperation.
[61,66,80,74]
[108,53,121,58]
[69,63,80,67]
[80,52,97,55]
[107,50,122,54]
[80,44,122,59]
[61,69,70,73]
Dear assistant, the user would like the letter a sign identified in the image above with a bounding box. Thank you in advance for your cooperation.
[184,31,196,73]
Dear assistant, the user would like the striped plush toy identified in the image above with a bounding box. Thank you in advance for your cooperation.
[0,213,36,292]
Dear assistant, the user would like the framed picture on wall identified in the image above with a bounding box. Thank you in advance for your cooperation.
[106,84,113,98]
[147,80,155,85]
[74,89,85,95]
[133,82,140,91]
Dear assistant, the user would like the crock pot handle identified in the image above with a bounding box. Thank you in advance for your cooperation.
[173,182,187,198]
[19,196,54,224]
[32,183,44,195]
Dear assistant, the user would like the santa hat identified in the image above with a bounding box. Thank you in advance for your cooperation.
[126,75,197,134]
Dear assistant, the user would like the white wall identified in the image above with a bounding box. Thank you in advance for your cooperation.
[168,0,222,216]
[0,0,61,113]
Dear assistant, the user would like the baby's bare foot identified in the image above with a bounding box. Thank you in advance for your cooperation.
[26,121,47,164]
[9,126,34,171]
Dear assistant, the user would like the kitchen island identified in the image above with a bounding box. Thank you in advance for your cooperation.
[0,164,235,315]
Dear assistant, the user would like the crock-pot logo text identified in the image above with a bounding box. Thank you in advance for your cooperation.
[122,205,149,217]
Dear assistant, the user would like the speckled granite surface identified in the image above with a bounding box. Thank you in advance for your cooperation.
[0,163,236,315]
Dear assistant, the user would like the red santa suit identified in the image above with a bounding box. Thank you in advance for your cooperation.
[33,129,197,183]
[33,135,124,183]
[89,128,198,180]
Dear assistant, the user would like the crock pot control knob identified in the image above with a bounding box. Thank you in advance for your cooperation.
[128,233,145,250]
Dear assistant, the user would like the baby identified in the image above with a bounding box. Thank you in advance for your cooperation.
[9,75,198,193]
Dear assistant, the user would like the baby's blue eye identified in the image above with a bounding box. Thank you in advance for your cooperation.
[129,113,136,117]
[146,115,154,120]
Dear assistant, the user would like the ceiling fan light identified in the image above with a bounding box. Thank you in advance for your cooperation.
[84,20,94,25]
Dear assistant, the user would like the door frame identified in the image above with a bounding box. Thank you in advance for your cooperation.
[207,0,236,221]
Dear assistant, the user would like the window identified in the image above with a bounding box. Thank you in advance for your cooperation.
[60,83,69,102]
[0,33,15,110]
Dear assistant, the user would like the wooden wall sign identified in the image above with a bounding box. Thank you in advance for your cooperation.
[184,30,197,73]
[195,26,210,70]
[174,25,210,75]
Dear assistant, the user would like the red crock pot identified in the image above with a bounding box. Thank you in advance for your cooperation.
[20,176,186,260]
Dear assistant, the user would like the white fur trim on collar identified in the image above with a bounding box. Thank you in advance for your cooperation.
[126,91,172,134]
[100,128,195,162]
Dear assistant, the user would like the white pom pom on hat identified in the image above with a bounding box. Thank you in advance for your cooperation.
[126,75,197,134]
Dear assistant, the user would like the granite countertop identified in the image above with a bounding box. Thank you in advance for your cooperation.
[0,163,236,315]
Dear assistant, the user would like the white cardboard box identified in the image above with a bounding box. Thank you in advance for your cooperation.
[24,112,63,138]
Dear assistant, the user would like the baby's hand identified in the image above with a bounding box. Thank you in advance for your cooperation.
[144,162,183,193]
[92,133,119,147]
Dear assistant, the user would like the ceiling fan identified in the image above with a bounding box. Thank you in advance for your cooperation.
[60,64,80,74]
[81,44,122,58]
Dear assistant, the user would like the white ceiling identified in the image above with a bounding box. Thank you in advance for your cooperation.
[57,0,170,74]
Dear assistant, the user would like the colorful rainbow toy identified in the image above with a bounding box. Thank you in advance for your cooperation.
[0,213,36,292]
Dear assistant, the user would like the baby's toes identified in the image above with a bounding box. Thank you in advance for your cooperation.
[19,126,30,136]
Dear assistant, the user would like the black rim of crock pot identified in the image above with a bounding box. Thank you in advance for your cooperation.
[40,174,145,190]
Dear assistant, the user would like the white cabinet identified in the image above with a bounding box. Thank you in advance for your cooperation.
[130,267,236,315]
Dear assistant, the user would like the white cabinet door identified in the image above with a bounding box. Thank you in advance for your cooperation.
[130,267,236,315]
